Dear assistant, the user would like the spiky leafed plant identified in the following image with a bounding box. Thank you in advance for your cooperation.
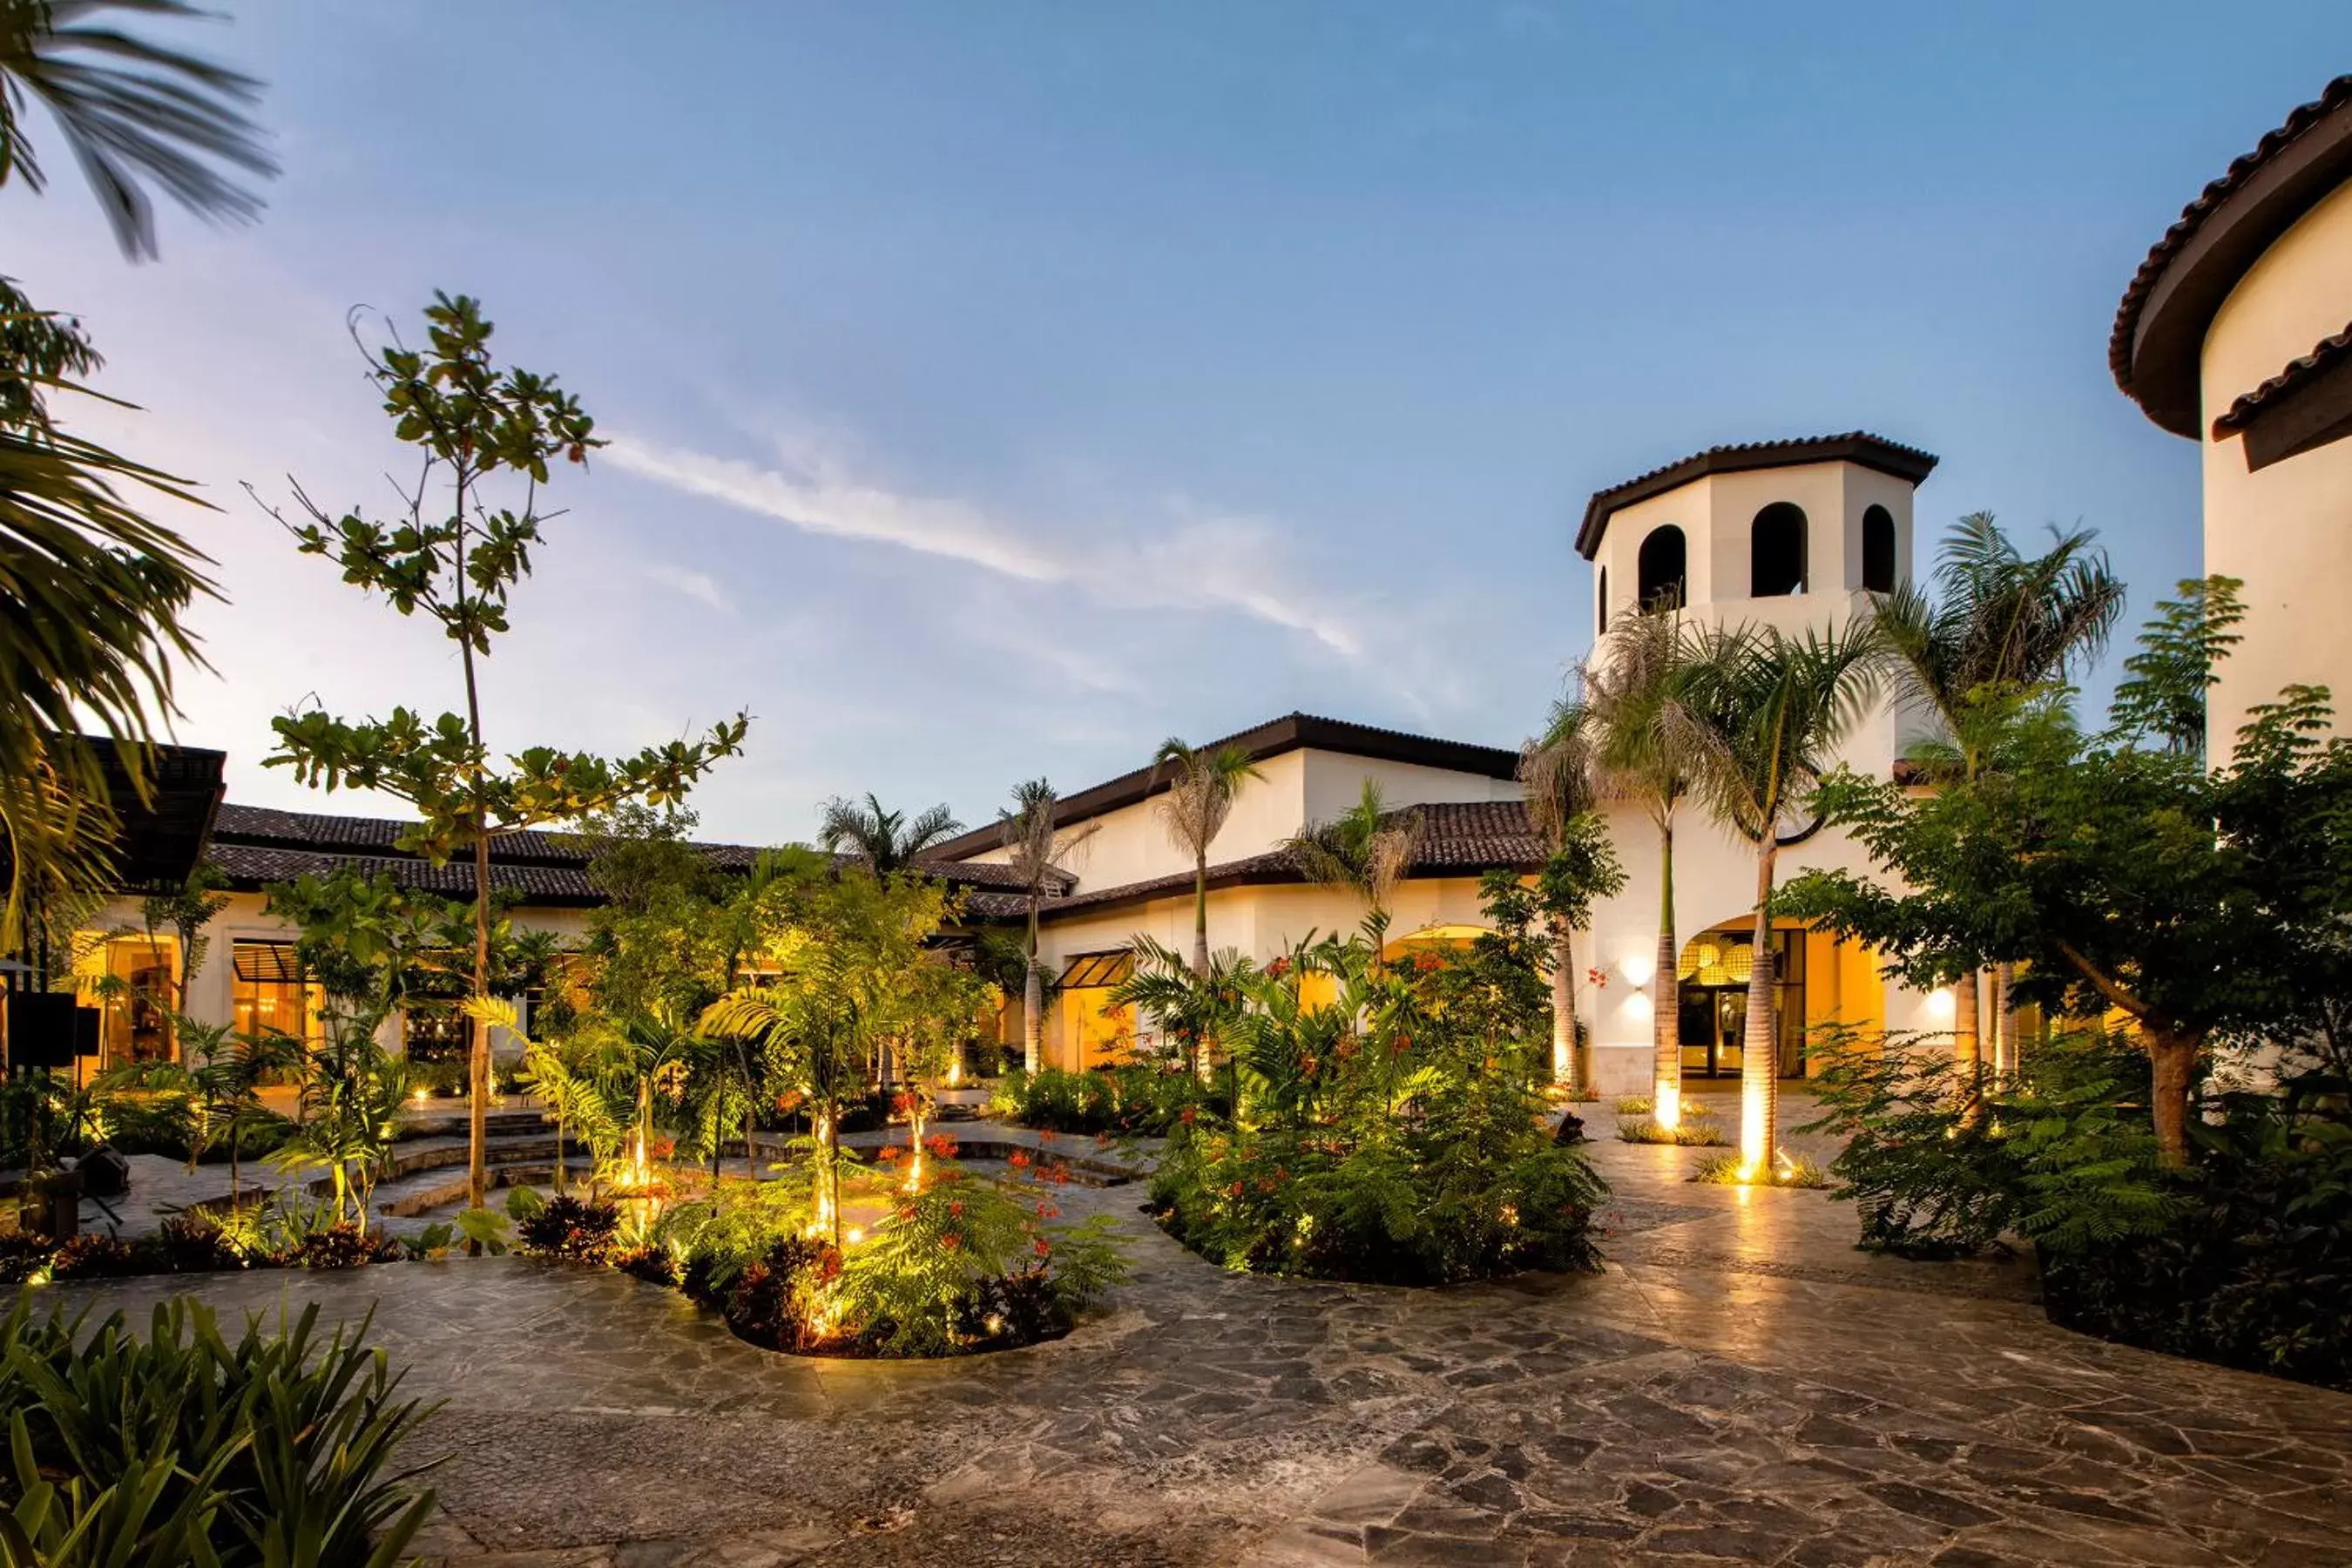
[997,779,1096,1072]
[1283,780,1423,943]
[0,0,276,260]
[1151,737,1264,977]
[1112,933,1256,1081]
[815,793,963,875]
[1583,605,1703,1125]
[1668,619,1882,1172]
[1521,697,1599,1089]
[1878,512,2124,1074]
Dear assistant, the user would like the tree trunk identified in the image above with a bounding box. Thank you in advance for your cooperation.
[1994,963,2018,1081]
[470,828,492,1213]
[1024,903,1044,1074]
[1551,916,1578,1091]
[1192,858,1210,977]
[1951,965,1981,1085]
[2149,1027,2199,1168]
[1739,843,1781,1174]
[1652,822,1680,1126]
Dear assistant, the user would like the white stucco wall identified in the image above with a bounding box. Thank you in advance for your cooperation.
[2200,178,2352,756]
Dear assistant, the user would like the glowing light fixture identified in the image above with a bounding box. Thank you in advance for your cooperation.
[1653,1080,1680,1131]
[1923,987,1956,1024]
[1620,952,1656,988]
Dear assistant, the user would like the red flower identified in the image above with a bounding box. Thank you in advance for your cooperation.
[891,1092,916,1116]
[774,1091,804,1114]
[1180,1106,1197,1125]
[949,1200,963,1218]
[1034,1202,1060,1220]
[1033,1237,1051,1258]
[941,1232,962,1251]
[926,1133,959,1159]
[1227,1181,1246,1198]
[877,1145,903,1161]
[1008,1150,1031,1169]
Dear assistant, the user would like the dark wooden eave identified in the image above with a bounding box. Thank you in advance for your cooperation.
[1575,433,1939,561]
[2112,74,2352,440]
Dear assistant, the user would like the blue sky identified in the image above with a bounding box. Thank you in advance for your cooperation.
[12,2,2350,843]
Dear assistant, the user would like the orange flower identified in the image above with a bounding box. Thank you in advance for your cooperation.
[877,1145,902,1161]
[1008,1150,1031,1169]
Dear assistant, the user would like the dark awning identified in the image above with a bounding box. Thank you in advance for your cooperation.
[231,941,303,984]
[1056,950,1134,990]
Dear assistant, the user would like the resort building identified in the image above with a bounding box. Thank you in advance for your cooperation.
[2112,72,2352,755]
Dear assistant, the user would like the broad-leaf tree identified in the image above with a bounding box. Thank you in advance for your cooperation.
[1150,737,1263,976]
[264,294,747,1214]
[1670,620,1882,1170]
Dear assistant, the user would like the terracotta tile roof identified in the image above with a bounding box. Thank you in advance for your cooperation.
[1023,800,1544,923]
[207,802,1040,909]
[1575,433,1939,559]
[923,712,1523,862]
[2112,75,2352,437]
[2211,320,2352,436]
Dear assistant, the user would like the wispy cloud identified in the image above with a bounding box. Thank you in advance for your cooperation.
[644,562,732,613]
[604,430,1362,659]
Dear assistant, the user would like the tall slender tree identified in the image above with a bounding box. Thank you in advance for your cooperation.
[1520,698,1601,1087]
[1877,512,2125,1076]
[1584,608,1701,1127]
[267,294,747,1217]
[1150,737,1264,975]
[816,794,962,874]
[997,779,1095,1071]
[1671,621,1882,1172]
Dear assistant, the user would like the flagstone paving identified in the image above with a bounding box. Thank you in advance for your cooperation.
[50,1092,2352,1566]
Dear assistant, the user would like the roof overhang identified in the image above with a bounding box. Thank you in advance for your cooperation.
[1575,433,1939,561]
[2112,75,2352,439]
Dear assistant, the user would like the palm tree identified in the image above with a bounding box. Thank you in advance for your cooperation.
[1151,737,1264,976]
[1670,621,1883,1173]
[1283,780,1423,943]
[1,0,276,260]
[1584,607,1702,1128]
[997,779,1096,1072]
[1521,698,1599,1089]
[1878,512,2124,1077]
[816,793,963,875]
[0,0,267,945]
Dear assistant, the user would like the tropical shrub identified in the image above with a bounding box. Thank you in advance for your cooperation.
[0,1295,437,1567]
[997,1064,1205,1136]
[1132,878,1608,1287]
[281,1222,404,1270]
[612,1244,679,1288]
[517,1194,621,1263]
[1807,1025,2352,1389]
[47,1234,137,1280]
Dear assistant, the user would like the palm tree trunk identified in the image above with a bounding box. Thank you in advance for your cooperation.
[1550,916,1578,1090]
[1652,821,1681,1127]
[1192,855,1210,977]
[1994,963,2018,1082]
[1024,902,1044,1073]
[1739,842,1781,1174]
[469,828,491,1214]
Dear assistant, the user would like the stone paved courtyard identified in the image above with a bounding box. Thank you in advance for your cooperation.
[53,1092,2352,1565]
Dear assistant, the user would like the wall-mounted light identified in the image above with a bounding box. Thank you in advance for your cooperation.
[1621,952,1657,988]
[1923,987,1956,1024]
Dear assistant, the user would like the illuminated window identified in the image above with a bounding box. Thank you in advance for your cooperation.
[232,941,312,1042]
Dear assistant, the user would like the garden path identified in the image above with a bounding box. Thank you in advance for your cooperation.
[51,1090,2352,1567]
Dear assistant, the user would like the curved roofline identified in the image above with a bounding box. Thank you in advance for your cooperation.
[1574,433,1939,561]
[2112,75,2352,439]
[925,712,1523,862]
